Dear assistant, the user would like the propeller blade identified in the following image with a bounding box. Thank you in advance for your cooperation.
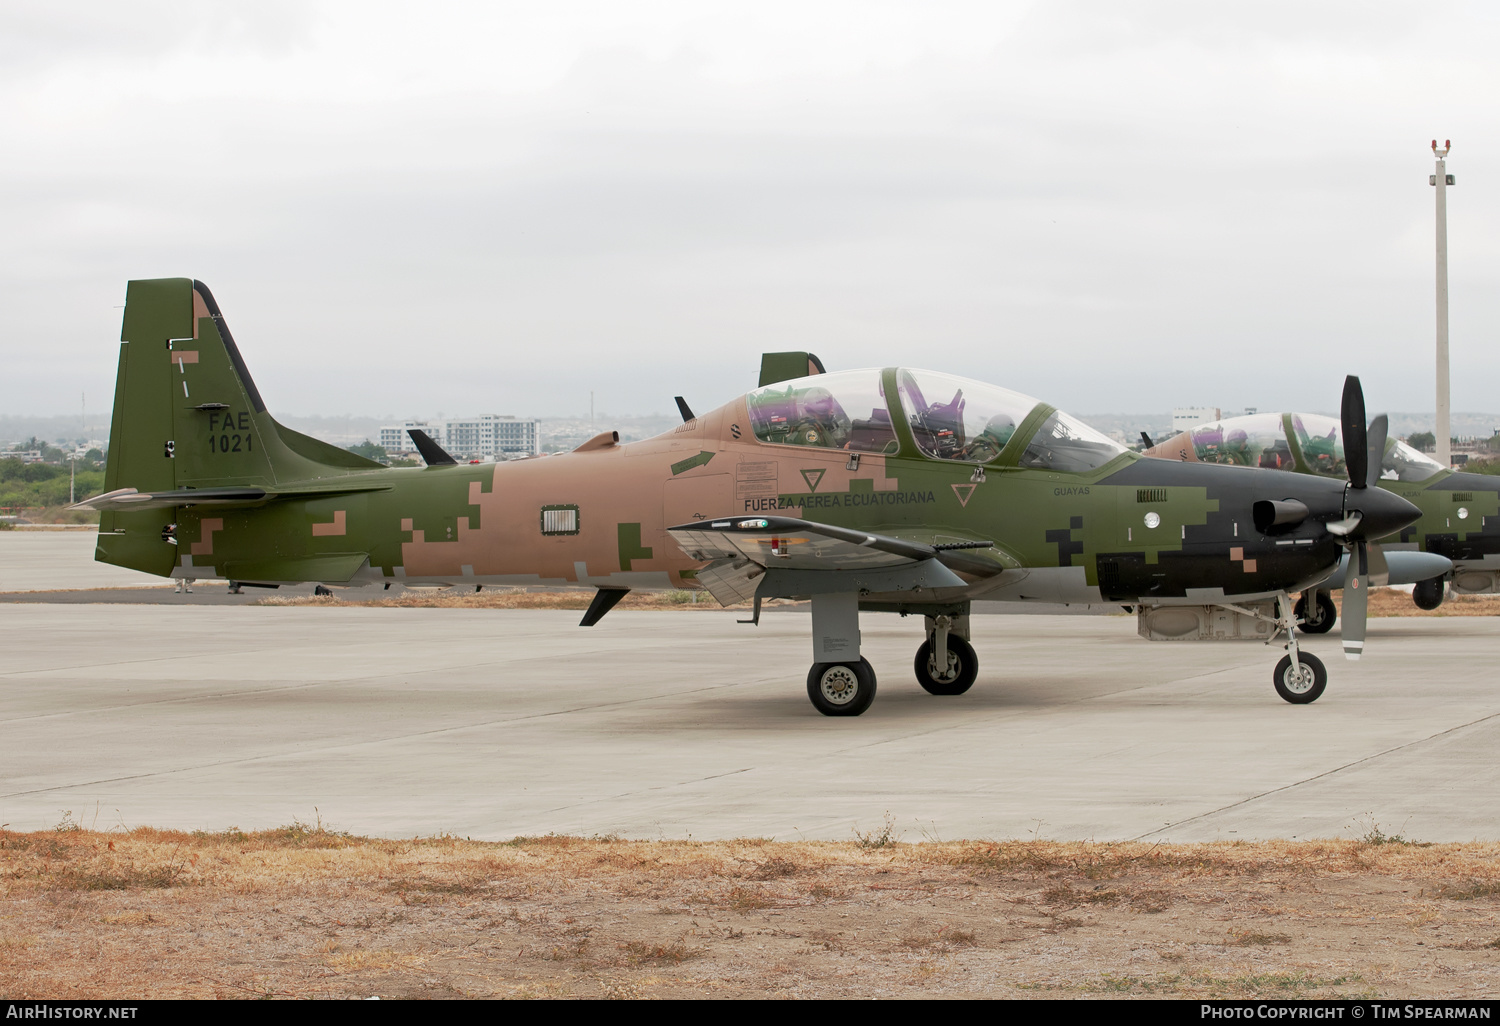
[1341,540,1368,660]
[1367,542,1390,588]
[1342,375,1368,489]
[1366,414,1388,488]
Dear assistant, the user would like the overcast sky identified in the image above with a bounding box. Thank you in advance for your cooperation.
[2,1,1496,424]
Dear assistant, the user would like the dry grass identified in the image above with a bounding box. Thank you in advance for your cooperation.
[1358,588,1500,617]
[5,828,1500,998]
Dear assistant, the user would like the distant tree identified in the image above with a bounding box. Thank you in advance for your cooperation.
[83,448,105,466]
[387,456,420,467]
[348,440,388,462]
[1406,431,1436,452]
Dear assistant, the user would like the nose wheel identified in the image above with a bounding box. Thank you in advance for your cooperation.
[1270,591,1327,704]
[1273,651,1327,704]
[807,659,877,716]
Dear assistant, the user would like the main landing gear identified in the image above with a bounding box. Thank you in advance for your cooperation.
[1294,590,1337,635]
[1413,576,1446,611]
[913,613,978,696]
[802,598,980,716]
[806,659,877,716]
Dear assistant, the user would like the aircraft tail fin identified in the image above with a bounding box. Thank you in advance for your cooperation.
[96,277,381,575]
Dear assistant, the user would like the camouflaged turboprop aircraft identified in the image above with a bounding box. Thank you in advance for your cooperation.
[78,278,1424,716]
[1145,411,1493,626]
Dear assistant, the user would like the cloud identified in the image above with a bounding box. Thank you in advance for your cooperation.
[1,0,1496,421]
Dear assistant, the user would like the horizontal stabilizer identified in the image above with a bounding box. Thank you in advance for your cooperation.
[73,481,389,513]
[73,486,269,512]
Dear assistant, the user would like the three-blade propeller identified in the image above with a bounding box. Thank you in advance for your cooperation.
[1337,375,1391,662]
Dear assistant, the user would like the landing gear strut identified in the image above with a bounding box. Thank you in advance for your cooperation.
[1271,591,1326,704]
[805,592,876,717]
[914,613,978,695]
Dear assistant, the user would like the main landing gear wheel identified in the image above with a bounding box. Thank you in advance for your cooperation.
[1273,652,1327,704]
[1413,576,1446,611]
[807,658,877,717]
[1294,592,1337,635]
[914,636,978,696]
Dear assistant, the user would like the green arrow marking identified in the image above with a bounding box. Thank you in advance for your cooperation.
[670,451,716,476]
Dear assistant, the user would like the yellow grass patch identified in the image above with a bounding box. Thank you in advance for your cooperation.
[5,827,1500,999]
[1358,588,1500,617]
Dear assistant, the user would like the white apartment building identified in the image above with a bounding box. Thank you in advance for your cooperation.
[1171,407,1221,433]
[378,421,433,456]
[379,416,540,460]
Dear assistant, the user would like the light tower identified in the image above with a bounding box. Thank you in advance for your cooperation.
[1432,139,1454,467]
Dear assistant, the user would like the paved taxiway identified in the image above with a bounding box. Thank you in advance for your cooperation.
[0,530,161,593]
[3,589,1498,842]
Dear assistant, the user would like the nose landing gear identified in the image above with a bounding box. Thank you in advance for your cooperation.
[1272,591,1326,704]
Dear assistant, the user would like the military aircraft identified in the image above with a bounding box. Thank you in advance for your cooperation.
[1144,410,1492,627]
[77,278,1422,716]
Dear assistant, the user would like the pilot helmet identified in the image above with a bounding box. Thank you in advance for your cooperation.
[980,413,1016,447]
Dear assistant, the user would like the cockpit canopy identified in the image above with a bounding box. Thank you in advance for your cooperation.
[1178,412,1445,482]
[744,367,1127,472]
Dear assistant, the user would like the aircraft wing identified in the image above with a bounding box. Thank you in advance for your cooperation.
[666,515,989,605]
[669,515,940,568]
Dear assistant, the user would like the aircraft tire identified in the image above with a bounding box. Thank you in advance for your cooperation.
[914,636,978,696]
[1295,592,1337,635]
[1273,652,1327,704]
[807,658,877,717]
[1413,576,1446,611]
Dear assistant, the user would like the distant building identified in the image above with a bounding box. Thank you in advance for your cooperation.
[379,416,540,461]
[1172,407,1221,432]
[442,415,539,460]
[379,421,433,457]
[1,450,43,464]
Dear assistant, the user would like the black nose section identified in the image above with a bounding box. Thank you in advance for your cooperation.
[1347,485,1422,541]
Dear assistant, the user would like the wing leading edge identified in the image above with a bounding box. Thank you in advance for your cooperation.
[666,515,990,605]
